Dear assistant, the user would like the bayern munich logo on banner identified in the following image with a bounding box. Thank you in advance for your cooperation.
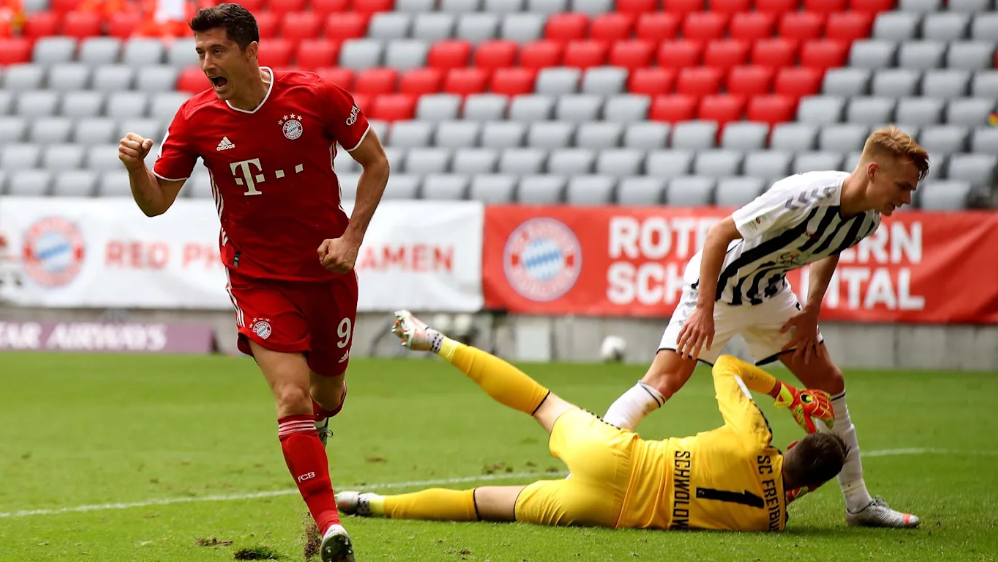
[21,217,85,288]
[503,218,582,302]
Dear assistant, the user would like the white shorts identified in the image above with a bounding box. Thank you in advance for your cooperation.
[659,285,824,365]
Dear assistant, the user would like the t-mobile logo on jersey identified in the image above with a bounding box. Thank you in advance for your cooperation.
[230,158,305,197]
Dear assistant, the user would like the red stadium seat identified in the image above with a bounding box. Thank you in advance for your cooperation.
[751,38,798,68]
[312,0,350,17]
[709,0,751,13]
[803,0,847,14]
[825,12,873,42]
[699,95,746,125]
[295,39,340,69]
[0,38,31,65]
[656,40,703,69]
[490,67,536,95]
[676,67,722,96]
[427,40,473,70]
[269,0,308,17]
[682,12,729,43]
[609,40,655,69]
[774,66,824,97]
[258,39,294,67]
[755,0,799,14]
[370,94,416,122]
[325,13,368,41]
[519,40,564,69]
[281,12,322,43]
[616,0,659,14]
[727,65,775,96]
[22,11,60,40]
[849,0,895,13]
[399,67,443,95]
[355,67,398,95]
[649,95,697,123]
[62,11,100,38]
[177,67,211,94]
[777,11,825,41]
[799,39,848,69]
[51,0,82,14]
[729,12,776,41]
[444,67,489,95]
[663,0,703,15]
[544,13,589,43]
[256,12,279,39]
[628,67,676,95]
[352,0,395,15]
[636,12,681,41]
[590,13,635,42]
[563,40,608,68]
[211,0,264,10]
[107,12,141,38]
[746,94,797,124]
[474,40,519,70]
[315,67,355,90]
[351,93,372,113]
[703,40,749,70]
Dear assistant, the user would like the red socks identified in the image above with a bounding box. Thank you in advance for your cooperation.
[278,415,340,533]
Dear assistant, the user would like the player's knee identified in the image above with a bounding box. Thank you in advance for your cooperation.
[274,383,312,417]
[641,357,688,399]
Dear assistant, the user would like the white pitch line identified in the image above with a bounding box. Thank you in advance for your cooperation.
[1,448,992,519]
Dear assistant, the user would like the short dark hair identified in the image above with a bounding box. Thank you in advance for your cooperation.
[784,433,847,489]
[189,3,260,51]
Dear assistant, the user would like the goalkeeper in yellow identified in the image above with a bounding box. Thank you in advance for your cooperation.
[336,311,845,532]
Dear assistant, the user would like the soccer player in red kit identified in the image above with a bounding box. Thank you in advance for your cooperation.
[117,5,388,561]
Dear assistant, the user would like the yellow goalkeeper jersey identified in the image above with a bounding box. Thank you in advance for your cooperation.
[618,366,788,532]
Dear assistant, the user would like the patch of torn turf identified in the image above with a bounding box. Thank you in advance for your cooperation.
[301,510,322,561]
[196,537,234,547]
[233,546,280,560]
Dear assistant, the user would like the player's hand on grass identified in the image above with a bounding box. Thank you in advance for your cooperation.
[774,382,834,434]
[676,306,715,362]
[780,306,824,364]
[318,237,359,273]
[118,133,154,172]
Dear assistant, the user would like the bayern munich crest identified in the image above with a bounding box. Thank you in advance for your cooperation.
[21,217,85,288]
[503,218,582,302]
[279,114,303,140]
[251,318,272,340]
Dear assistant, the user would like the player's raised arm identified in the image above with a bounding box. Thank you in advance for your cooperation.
[118,133,186,217]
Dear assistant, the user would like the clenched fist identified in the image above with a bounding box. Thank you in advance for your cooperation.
[118,133,154,172]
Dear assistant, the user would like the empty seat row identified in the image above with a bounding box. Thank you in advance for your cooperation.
[0,116,165,144]
[29,37,199,67]
[848,39,996,70]
[0,143,155,173]
[798,95,995,126]
[0,90,190,119]
[873,11,998,41]
[1,63,181,93]
[823,68,998,98]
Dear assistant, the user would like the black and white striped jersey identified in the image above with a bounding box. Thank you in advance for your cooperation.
[684,171,882,306]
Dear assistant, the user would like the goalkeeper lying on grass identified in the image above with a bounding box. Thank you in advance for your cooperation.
[337,311,843,532]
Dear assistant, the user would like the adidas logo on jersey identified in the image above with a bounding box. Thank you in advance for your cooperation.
[216,137,235,151]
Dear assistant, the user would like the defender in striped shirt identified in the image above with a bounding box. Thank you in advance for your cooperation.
[603,126,929,529]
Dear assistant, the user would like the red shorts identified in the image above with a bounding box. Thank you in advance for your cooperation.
[226,268,358,377]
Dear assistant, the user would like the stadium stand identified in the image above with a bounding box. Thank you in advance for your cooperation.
[1,0,995,208]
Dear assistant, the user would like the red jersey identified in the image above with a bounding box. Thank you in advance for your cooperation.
[153,67,370,282]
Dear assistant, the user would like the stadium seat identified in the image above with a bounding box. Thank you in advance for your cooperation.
[455,13,501,43]
[850,0,897,13]
[898,41,947,70]
[649,95,697,123]
[316,67,355,90]
[590,13,635,42]
[636,12,681,41]
[744,150,793,179]
[801,40,850,70]
[617,176,667,204]
[0,39,31,65]
[371,94,417,121]
[664,0,703,14]
[517,175,566,205]
[826,12,875,42]
[482,121,527,148]
[527,122,573,148]
[778,12,826,41]
[295,40,340,70]
[727,66,775,96]
[609,40,655,70]
[771,123,820,150]
[257,39,294,68]
[463,94,509,120]
[672,121,719,150]
[704,40,750,71]
[2,65,44,91]
[270,0,308,17]
[444,67,490,95]
[499,148,547,174]
[581,67,627,95]
[555,95,603,122]
[755,0,800,14]
[698,95,746,126]
[354,0,396,15]
[683,12,729,42]
[312,0,350,17]
[819,123,870,152]
[565,175,616,205]
[339,40,385,70]
[774,67,824,98]
[107,12,142,39]
[489,67,536,95]
[499,13,546,42]
[474,40,519,69]
[667,176,715,206]
[657,40,703,69]
[676,67,723,96]
[716,177,765,207]
[545,12,589,42]
[413,13,458,42]
[922,12,971,42]
[520,40,564,69]
[255,12,279,38]
[923,69,972,98]
[694,150,744,178]
[577,122,624,149]
[823,68,873,96]
[22,11,59,39]
[61,11,101,39]
[604,95,652,122]
[468,174,517,203]
[747,95,798,124]
[452,148,500,174]
[711,0,753,14]
[720,122,770,150]
[751,39,798,68]
[436,121,483,148]
[356,68,399,95]
[628,68,675,95]
[282,12,323,43]
[423,40,470,70]
[804,0,847,14]
[536,68,581,95]
[417,94,462,121]
[325,13,370,41]
[399,68,443,95]
[729,12,776,41]
[617,0,659,14]
[563,41,608,69]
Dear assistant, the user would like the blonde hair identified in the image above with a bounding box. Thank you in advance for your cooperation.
[860,125,930,181]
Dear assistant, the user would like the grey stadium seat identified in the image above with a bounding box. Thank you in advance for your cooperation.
[396,0,436,12]
[435,121,482,148]
[166,38,198,67]
[463,94,508,121]
[517,175,566,204]
[136,66,180,93]
[547,148,596,175]
[97,170,132,197]
[603,95,650,122]
[770,123,819,151]
[452,148,499,174]
[898,41,947,70]
[116,118,163,142]
[924,153,947,180]
[388,120,434,148]
[794,152,845,174]
[871,69,920,97]
[555,95,603,122]
[0,118,27,143]
[413,14,457,42]
[716,177,766,208]
[385,40,429,71]
[872,12,921,41]
[8,171,51,196]
[47,64,91,91]
[922,69,971,99]
[416,95,462,121]
[919,180,972,210]
[819,124,869,153]
[971,13,998,42]
[442,0,482,14]
[895,97,945,126]
[666,177,715,207]
[106,92,148,119]
[368,13,413,40]
[720,122,769,151]
[527,0,569,14]
[334,149,358,173]
[149,92,190,120]
[0,91,12,115]
[617,177,667,205]
[946,98,996,127]
[919,125,969,155]
[921,13,970,42]
[498,148,547,174]
[843,151,863,172]
[86,144,125,172]
[848,40,898,69]
[645,150,693,178]
[0,144,41,170]
[535,68,581,95]
[822,68,872,97]
[485,0,525,13]
[73,118,117,144]
[30,118,74,144]
[52,170,98,197]
[581,67,627,95]
[339,40,385,69]
[122,39,165,66]
[92,65,135,92]
[595,148,644,176]
[898,0,942,11]
[971,128,998,154]
[971,71,998,99]
[670,121,717,150]
[404,148,452,174]
[455,13,500,42]
[15,90,59,117]
[2,64,44,91]
[797,96,846,124]
[744,150,792,180]
[32,37,77,65]
[571,0,613,14]
[951,0,994,10]
[468,174,517,203]
[383,147,407,171]
[527,121,574,148]
[382,174,422,199]
[566,175,616,205]
[42,144,85,170]
[509,95,556,121]
[846,97,896,124]
[79,38,122,65]
[623,122,669,149]
[946,41,997,71]
[480,121,527,148]
[946,154,997,186]
[693,150,743,179]
[187,170,214,199]
[499,13,545,42]
[576,122,623,149]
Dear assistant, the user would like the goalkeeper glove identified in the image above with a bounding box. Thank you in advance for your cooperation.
[773,382,834,434]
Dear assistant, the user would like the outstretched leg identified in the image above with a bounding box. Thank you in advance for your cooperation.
[337,486,522,522]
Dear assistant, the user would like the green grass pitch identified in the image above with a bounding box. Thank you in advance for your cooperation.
[1,352,996,561]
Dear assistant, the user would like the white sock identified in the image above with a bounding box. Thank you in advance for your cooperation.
[829,392,874,512]
[602,382,665,431]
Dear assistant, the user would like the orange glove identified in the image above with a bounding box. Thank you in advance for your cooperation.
[774,382,834,434]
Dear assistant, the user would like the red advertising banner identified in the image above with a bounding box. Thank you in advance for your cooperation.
[483,207,998,324]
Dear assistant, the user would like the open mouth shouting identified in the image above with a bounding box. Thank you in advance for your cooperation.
[208,75,229,94]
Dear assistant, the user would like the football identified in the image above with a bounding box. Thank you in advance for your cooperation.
[600,335,627,363]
